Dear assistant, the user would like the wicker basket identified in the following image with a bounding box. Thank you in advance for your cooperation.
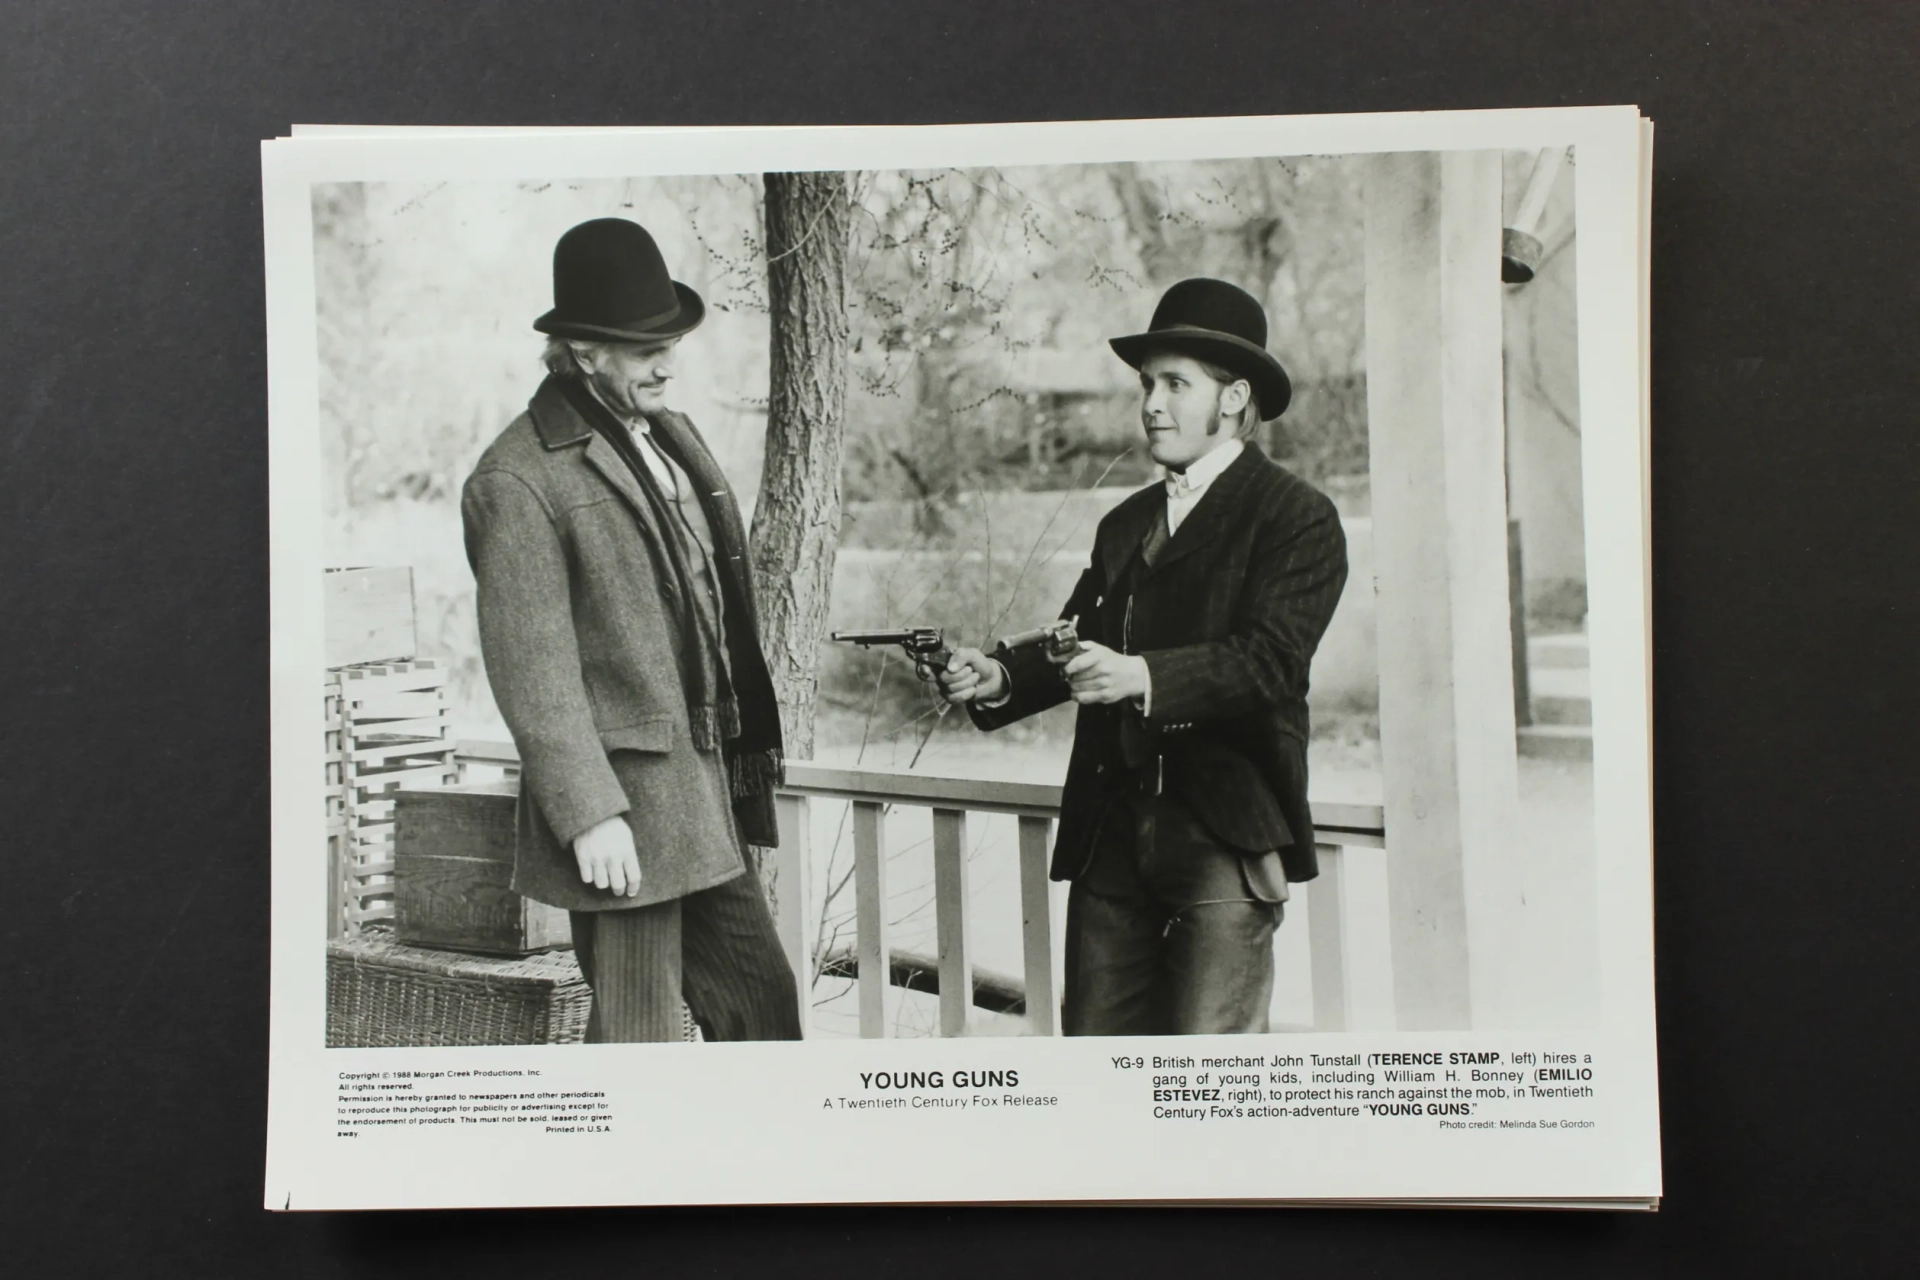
[326,931,702,1045]
[326,932,592,1047]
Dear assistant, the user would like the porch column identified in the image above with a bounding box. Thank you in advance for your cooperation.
[1363,151,1526,1030]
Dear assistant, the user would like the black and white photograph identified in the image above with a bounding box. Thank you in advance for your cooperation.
[265,110,1655,1209]
[30,0,1920,1258]
[20,0,1920,1263]
[313,145,1597,1045]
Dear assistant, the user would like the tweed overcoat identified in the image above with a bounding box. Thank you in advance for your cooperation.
[461,377,758,913]
[971,442,1348,884]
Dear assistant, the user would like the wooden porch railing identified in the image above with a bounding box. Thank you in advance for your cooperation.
[453,741,1386,1037]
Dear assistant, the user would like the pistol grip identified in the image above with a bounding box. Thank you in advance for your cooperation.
[911,645,953,682]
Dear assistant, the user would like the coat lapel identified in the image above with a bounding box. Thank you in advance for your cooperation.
[527,375,673,548]
[648,411,747,560]
[585,432,663,530]
[528,375,592,449]
[1154,442,1264,571]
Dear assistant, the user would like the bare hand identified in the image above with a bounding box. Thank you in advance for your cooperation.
[1060,641,1150,705]
[574,815,642,897]
[933,647,1008,705]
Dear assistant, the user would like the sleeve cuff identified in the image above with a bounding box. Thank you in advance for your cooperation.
[549,791,633,852]
[975,660,1014,709]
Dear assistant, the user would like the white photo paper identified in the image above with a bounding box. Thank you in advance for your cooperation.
[264,107,1657,1209]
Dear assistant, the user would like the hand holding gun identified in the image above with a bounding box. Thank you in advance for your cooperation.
[991,616,1081,666]
[902,617,1083,707]
[829,628,955,684]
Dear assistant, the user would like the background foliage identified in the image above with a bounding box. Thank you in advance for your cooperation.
[312,159,1371,741]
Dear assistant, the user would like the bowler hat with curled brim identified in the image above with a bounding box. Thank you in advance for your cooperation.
[1108,277,1292,419]
[533,217,706,343]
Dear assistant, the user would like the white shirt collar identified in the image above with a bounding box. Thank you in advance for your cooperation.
[1165,437,1244,499]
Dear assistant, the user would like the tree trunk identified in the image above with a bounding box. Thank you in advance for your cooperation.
[751,172,851,761]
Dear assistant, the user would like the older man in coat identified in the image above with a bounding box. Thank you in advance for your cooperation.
[462,217,800,1043]
[938,278,1348,1037]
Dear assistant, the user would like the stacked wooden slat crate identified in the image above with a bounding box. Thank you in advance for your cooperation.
[323,568,457,938]
[325,660,460,936]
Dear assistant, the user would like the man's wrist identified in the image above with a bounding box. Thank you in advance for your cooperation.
[570,809,631,850]
[976,660,1014,708]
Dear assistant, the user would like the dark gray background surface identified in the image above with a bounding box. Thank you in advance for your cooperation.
[2,2,1915,1274]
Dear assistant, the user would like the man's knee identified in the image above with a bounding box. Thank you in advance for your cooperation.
[690,949,802,1041]
[1062,888,1165,1037]
[1165,900,1279,1034]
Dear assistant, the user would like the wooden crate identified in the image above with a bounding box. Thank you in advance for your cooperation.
[324,566,417,668]
[393,784,572,956]
[324,660,458,937]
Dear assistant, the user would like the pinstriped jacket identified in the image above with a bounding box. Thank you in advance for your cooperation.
[970,442,1348,884]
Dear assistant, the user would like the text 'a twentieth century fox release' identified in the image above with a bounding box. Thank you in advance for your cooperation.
[1117,1048,1599,1129]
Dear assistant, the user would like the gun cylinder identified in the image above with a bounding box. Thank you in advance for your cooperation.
[994,626,1051,653]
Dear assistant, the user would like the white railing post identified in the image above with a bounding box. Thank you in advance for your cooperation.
[451,749,1386,1040]
[1017,815,1059,1035]
[772,793,813,1036]
[1307,844,1352,1032]
[931,808,972,1038]
[852,800,891,1038]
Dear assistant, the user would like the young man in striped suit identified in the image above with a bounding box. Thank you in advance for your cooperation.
[938,278,1349,1036]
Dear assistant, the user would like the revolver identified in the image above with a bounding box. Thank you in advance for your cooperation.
[990,615,1082,664]
[830,627,954,682]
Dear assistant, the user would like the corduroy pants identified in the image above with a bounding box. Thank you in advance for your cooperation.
[568,869,802,1043]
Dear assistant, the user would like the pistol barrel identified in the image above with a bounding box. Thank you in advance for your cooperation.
[830,627,945,652]
[994,625,1052,653]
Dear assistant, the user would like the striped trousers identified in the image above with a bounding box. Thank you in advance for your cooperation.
[568,869,802,1043]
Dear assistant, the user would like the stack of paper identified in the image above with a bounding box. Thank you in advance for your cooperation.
[263,107,1657,1211]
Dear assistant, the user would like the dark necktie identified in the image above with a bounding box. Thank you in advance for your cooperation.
[1140,502,1170,569]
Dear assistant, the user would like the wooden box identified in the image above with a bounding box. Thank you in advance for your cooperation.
[393,783,572,956]
[325,566,417,669]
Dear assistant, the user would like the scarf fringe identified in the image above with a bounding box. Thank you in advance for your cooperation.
[728,747,785,802]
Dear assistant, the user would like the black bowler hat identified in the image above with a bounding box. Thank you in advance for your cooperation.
[533,218,706,343]
[1108,278,1292,419]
